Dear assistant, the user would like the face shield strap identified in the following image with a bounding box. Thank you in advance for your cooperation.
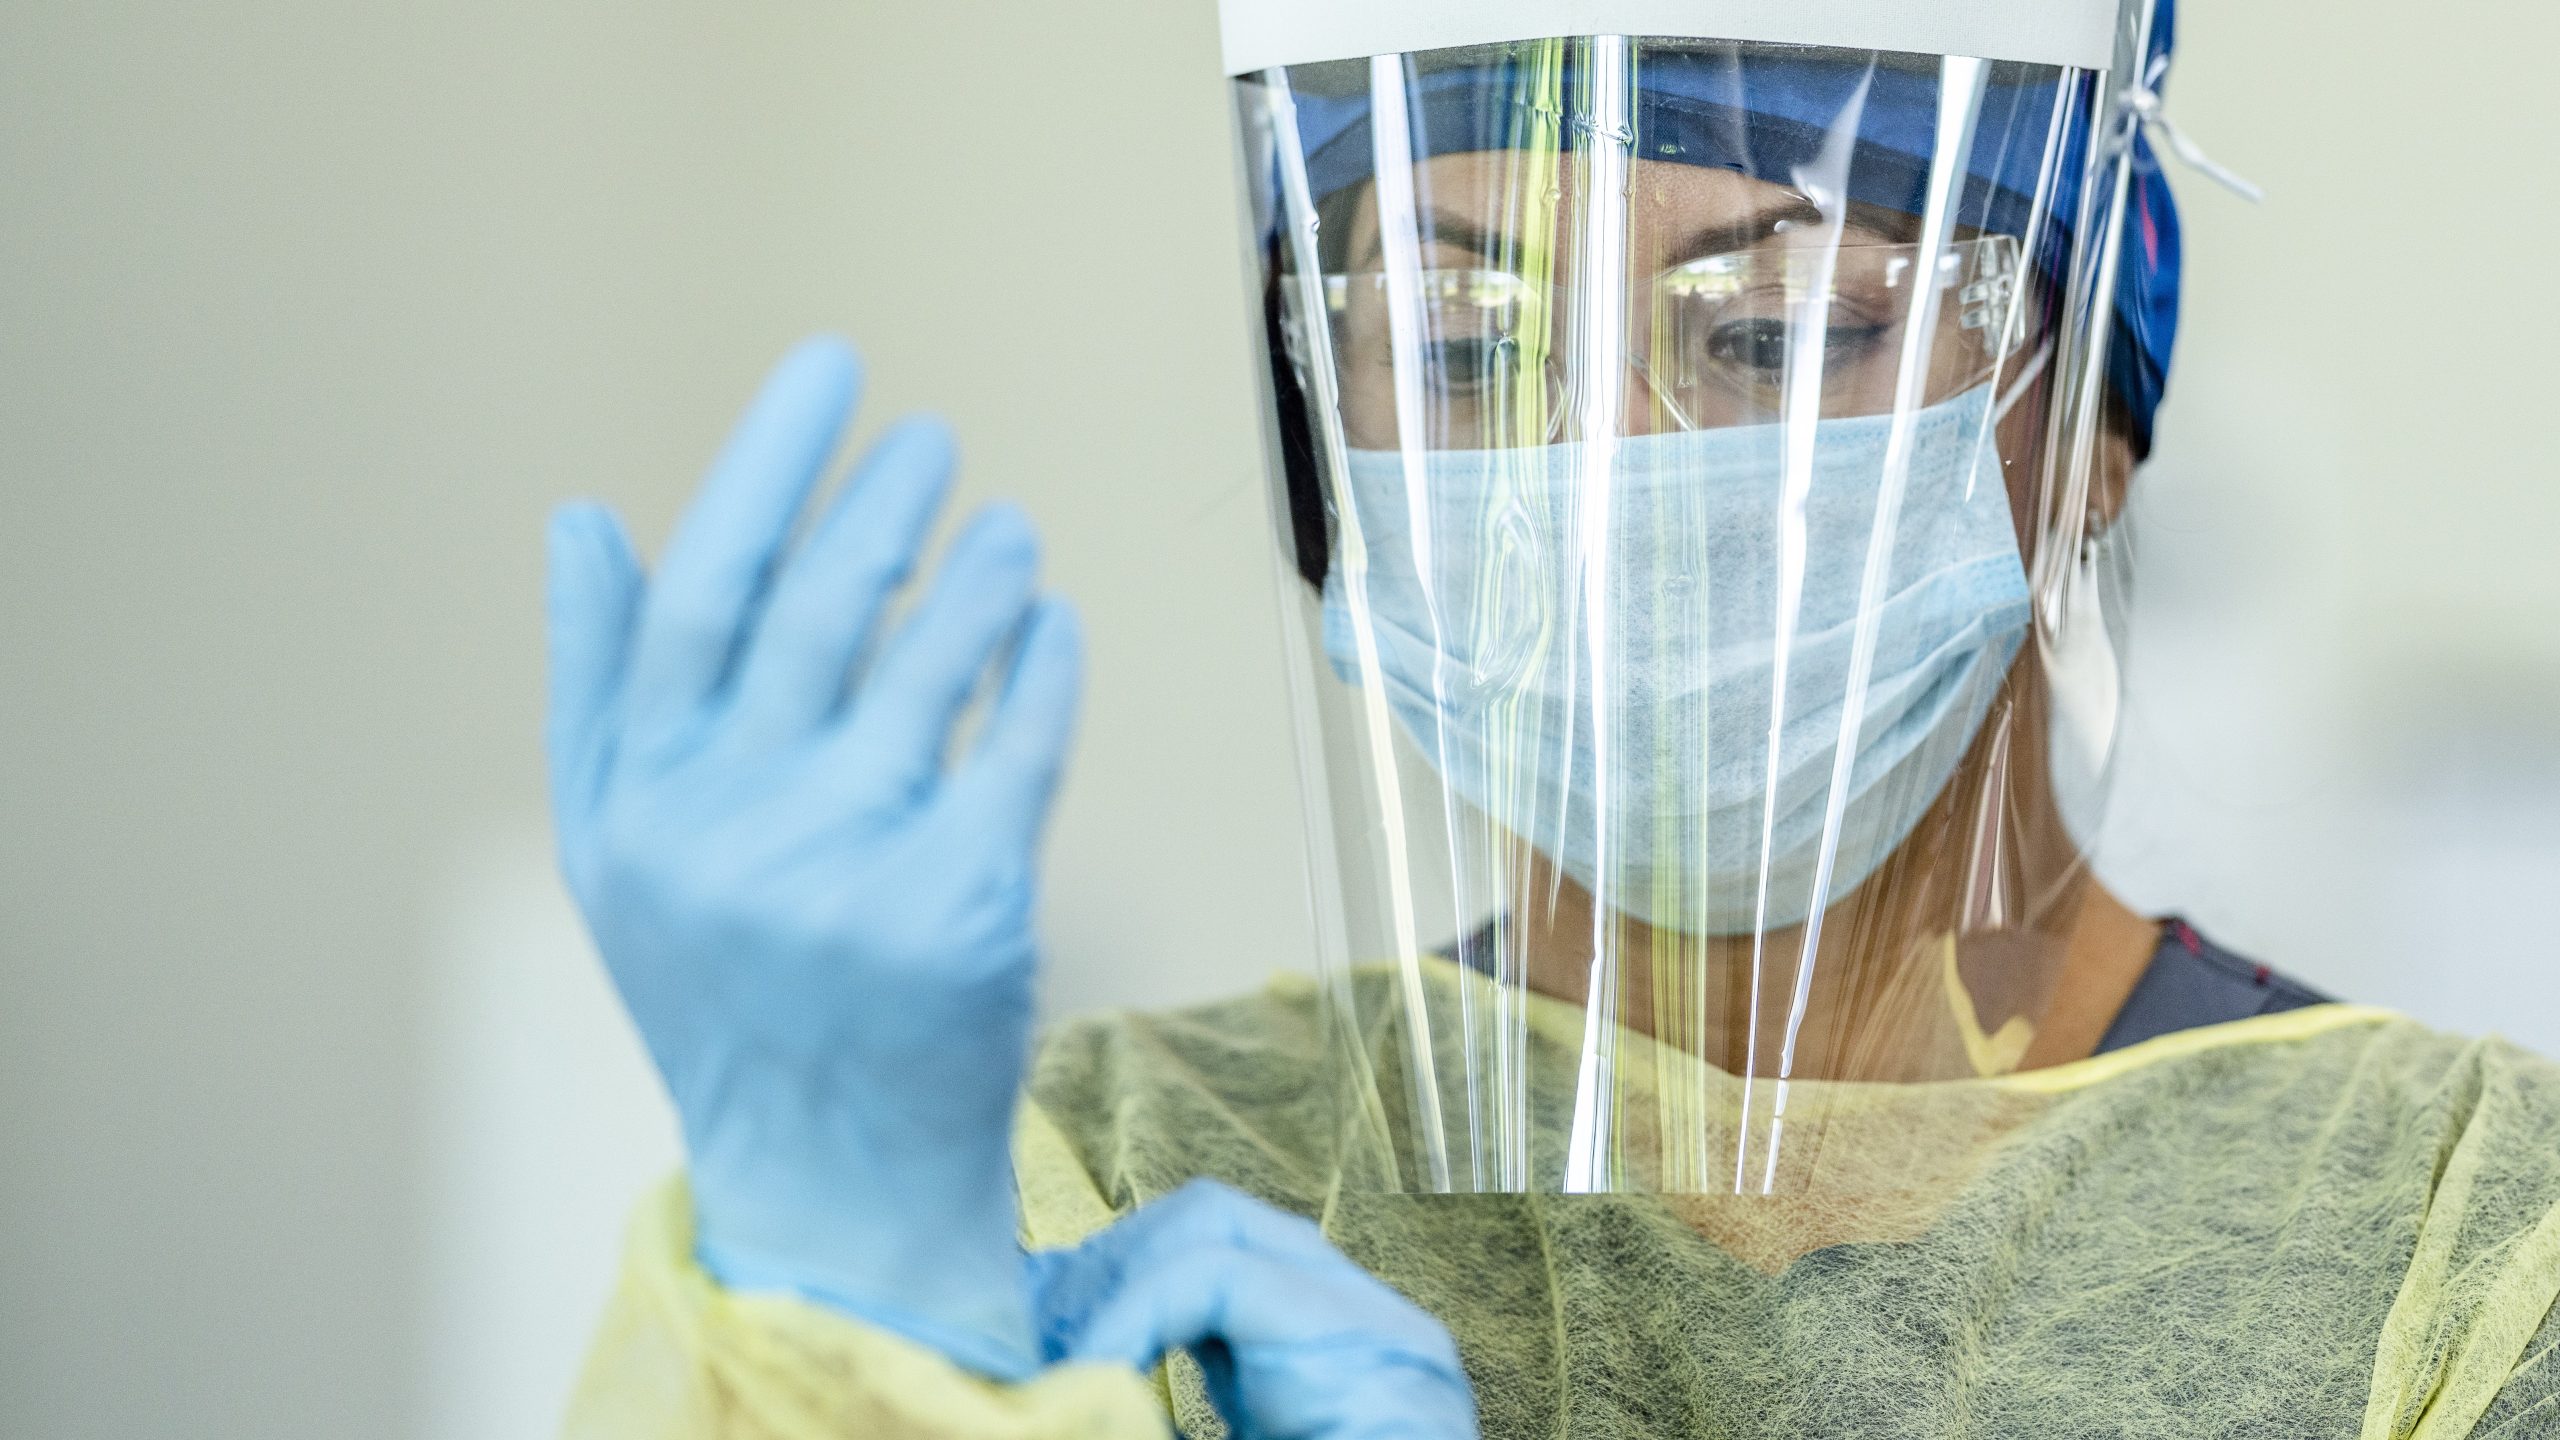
[2120,51,2263,203]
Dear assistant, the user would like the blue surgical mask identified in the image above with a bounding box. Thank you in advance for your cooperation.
[1320,383,2030,935]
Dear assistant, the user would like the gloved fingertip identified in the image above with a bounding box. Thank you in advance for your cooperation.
[730,337,863,459]
[552,498,637,554]
[944,503,1042,583]
[779,332,865,394]
[546,499,603,559]
[880,410,958,462]
[546,503,640,608]
[974,499,1040,551]
[1030,594,1085,656]
[858,417,961,505]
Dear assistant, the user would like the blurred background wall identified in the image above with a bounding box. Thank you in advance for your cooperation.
[2,2,2553,1436]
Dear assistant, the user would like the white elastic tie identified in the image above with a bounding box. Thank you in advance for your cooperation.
[2124,53,2264,203]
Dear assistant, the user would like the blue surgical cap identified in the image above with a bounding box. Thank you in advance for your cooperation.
[1279,6,2183,456]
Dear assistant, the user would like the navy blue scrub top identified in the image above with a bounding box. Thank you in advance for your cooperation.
[2094,916,2330,1053]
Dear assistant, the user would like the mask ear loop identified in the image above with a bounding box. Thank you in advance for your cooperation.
[1990,336,2056,429]
[1621,351,1699,434]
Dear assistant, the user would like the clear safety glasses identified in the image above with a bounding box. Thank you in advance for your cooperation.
[1299,235,2026,448]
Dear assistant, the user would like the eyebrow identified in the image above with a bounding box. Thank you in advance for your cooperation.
[1663,195,1830,263]
[1352,193,1832,271]
[1351,206,1504,269]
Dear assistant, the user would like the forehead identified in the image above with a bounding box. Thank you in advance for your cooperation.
[1347,151,1800,221]
[1336,151,1902,264]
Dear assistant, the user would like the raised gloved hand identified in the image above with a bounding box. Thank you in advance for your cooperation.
[544,337,1082,1379]
[1035,1181,1480,1440]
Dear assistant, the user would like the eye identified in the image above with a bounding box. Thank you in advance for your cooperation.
[1704,317,1789,377]
[1703,317,1891,379]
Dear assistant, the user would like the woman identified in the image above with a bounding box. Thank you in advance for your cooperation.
[552,9,2560,1438]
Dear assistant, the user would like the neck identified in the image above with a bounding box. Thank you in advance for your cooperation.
[1506,864,2156,1078]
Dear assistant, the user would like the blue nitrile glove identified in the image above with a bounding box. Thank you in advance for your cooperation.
[544,336,1083,1379]
[1034,1181,1480,1440]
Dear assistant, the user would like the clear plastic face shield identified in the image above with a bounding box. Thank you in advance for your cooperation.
[1228,11,2154,1199]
